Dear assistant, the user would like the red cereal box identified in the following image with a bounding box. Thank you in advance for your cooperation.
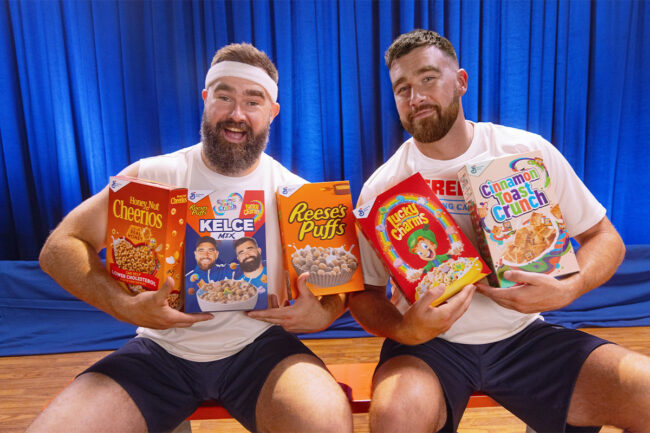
[106,176,187,310]
[277,181,364,298]
[457,151,579,287]
[354,173,490,306]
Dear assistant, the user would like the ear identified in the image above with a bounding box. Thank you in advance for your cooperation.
[457,69,469,96]
[269,102,280,124]
[202,89,207,101]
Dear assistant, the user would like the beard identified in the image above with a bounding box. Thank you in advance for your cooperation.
[402,88,460,143]
[240,254,262,273]
[200,113,269,175]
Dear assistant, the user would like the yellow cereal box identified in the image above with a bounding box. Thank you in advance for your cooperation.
[106,176,187,309]
[277,182,364,298]
[458,151,579,287]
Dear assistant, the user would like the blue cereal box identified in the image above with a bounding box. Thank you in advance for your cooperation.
[184,190,267,312]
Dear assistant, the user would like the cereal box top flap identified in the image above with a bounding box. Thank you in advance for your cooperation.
[460,150,544,178]
[109,175,186,193]
[278,181,351,198]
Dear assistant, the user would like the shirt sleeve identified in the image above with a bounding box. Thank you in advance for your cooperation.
[538,138,607,237]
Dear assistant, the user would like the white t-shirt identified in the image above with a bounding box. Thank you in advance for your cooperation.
[135,144,305,361]
[358,122,606,344]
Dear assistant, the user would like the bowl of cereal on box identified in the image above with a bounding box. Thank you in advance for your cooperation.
[111,237,160,294]
[197,279,258,311]
[498,212,573,278]
[290,245,359,288]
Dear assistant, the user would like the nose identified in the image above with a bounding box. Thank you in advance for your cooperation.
[229,102,246,122]
[409,87,426,108]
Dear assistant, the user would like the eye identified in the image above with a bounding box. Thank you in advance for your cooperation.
[423,75,435,83]
[396,85,409,95]
[217,94,230,102]
[419,242,429,250]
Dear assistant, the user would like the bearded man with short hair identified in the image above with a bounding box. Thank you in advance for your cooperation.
[32,43,352,433]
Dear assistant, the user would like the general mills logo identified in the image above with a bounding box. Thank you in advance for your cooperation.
[357,209,365,217]
[189,192,196,200]
[110,180,118,189]
[282,187,288,195]
[470,165,478,174]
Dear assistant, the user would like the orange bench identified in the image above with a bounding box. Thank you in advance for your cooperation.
[186,362,498,421]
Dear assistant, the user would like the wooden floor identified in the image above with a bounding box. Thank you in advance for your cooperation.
[1,327,648,433]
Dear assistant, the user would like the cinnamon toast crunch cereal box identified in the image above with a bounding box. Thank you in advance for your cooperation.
[277,181,364,298]
[457,151,579,287]
[106,176,187,310]
[184,190,267,312]
[354,173,490,306]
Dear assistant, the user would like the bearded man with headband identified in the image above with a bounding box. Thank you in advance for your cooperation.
[32,43,352,433]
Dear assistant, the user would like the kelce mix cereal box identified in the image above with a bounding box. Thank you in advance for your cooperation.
[184,190,267,312]
[277,182,364,298]
[458,151,579,287]
[354,173,490,306]
[106,176,187,310]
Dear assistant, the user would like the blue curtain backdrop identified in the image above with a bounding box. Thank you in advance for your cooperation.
[1,0,649,261]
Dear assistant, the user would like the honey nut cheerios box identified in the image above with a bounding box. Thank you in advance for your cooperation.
[106,175,187,310]
[457,151,580,288]
[184,190,267,312]
[354,173,490,307]
[277,181,365,298]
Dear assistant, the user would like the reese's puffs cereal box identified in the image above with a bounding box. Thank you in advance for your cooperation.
[277,182,364,298]
[106,176,187,310]
[354,173,490,306]
[184,190,267,312]
[457,151,579,287]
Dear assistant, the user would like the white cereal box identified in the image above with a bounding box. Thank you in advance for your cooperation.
[458,151,579,287]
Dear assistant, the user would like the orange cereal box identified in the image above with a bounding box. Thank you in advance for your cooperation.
[457,151,580,287]
[106,175,187,310]
[277,181,364,298]
[354,173,490,306]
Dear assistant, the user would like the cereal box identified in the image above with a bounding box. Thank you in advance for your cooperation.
[354,173,490,306]
[184,190,267,312]
[106,176,187,310]
[457,151,580,287]
[277,181,365,298]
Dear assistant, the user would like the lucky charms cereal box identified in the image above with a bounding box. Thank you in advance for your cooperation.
[184,190,267,312]
[457,151,580,287]
[106,175,187,310]
[354,173,490,306]
[277,181,364,298]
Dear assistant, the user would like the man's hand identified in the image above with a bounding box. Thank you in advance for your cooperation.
[476,270,579,314]
[246,273,342,333]
[116,277,214,329]
[397,283,476,345]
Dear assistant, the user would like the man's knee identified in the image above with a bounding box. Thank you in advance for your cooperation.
[26,373,147,433]
[256,354,352,433]
[370,356,447,432]
[569,344,650,431]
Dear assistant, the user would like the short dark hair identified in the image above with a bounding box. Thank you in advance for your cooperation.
[233,236,258,250]
[211,43,278,83]
[385,29,458,69]
[196,236,219,250]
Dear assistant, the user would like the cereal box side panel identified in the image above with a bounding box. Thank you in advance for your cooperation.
[161,188,188,310]
[474,152,579,287]
[276,188,296,302]
[184,190,267,312]
[106,177,170,296]
[279,182,364,299]
[458,166,500,286]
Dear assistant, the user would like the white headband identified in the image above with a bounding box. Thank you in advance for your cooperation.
[205,60,278,102]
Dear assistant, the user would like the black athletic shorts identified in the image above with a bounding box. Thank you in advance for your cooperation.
[83,326,315,433]
[378,319,611,433]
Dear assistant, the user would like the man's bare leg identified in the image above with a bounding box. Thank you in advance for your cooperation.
[26,372,147,433]
[568,344,650,432]
[369,355,447,433]
[255,353,352,433]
